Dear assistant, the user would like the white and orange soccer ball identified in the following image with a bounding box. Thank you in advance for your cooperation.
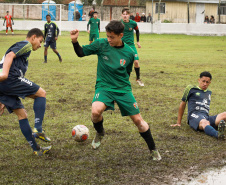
[72,125,89,142]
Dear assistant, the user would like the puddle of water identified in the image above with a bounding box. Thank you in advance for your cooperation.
[178,166,226,185]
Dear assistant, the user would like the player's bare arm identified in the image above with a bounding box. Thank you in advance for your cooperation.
[0,103,5,116]
[70,29,79,43]
[0,51,16,82]
[137,42,141,48]
[171,101,187,127]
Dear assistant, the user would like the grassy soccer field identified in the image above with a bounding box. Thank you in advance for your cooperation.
[0,31,226,184]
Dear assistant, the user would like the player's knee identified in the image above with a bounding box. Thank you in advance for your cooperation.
[199,119,210,130]
[37,88,46,98]
[91,109,102,119]
[134,60,139,67]
[15,109,28,120]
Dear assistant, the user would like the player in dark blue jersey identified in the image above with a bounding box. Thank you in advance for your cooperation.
[171,71,226,139]
[44,14,62,63]
[0,28,51,156]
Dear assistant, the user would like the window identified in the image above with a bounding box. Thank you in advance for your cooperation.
[219,4,226,15]
[155,3,165,14]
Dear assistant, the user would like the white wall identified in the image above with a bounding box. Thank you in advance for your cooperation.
[1,20,226,36]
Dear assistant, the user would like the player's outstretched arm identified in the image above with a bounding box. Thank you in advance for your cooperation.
[171,101,186,127]
[70,29,79,43]
[0,51,15,82]
[0,103,5,116]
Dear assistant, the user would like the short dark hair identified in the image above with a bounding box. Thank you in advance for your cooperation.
[105,20,124,35]
[93,11,98,14]
[27,28,44,38]
[200,71,212,80]
[6,11,9,13]
[46,14,51,18]
[122,7,130,14]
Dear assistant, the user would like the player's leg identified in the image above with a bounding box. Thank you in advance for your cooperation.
[10,26,14,34]
[5,27,8,35]
[211,113,226,139]
[91,101,107,149]
[198,118,218,138]
[130,114,161,160]
[51,41,62,62]
[44,47,48,63]
[27,87,50,142]
[89,33,94,44]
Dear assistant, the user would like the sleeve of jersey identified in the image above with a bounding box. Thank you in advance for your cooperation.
[82,40,100,56]
[126,50,135,73]
[181,85,194,102]
[134,22,139,30]
[11,42,32,57]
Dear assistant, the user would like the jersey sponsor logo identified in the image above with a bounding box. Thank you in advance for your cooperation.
[50,24,53,28]
[18,77,33,86]
[195,92,200,96]
[133,102,138,109]
[120,59,126,66]
[191,113,199,119]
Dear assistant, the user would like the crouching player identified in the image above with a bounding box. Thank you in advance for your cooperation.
[0,28,51,156]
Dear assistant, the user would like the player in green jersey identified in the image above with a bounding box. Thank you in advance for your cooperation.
[70,20,161,161]
[121,7,144,87]
[87,11,100,44]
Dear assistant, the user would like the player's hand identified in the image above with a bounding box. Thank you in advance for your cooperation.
[137,42,141,48]
[55,37,58,41]
[87,30,90,34]
[170,123,181,127]
[0,103,5,116]
[70,29,79,43]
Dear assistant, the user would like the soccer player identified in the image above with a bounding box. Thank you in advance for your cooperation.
[0,28,51,156]
[70,20,161,161]
[87,11,100,44]
[171,71,226,139]
[44,14,62,63]
[121,8,144,87]
[3,11,14,35]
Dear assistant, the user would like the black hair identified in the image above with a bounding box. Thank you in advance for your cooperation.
[93,11,98,14]
[105,20,124,35]
[46,14,51,18]
[122,7,130,14]
[27,28,44,38]
[200,71,212,80]
[6,11,9,13]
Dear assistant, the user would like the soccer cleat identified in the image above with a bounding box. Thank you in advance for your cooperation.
[33,146,52,156]
[43,60,47,63]
[218,120,225,140]
[33,128,51,142]
[136,79,144,86]
[151,149,162,161]
[92,129,105,149]
[59,57,62,63]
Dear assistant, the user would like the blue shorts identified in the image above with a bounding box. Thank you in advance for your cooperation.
[44,40,56,49]
[0,77,40,113]
[188,113,218,131]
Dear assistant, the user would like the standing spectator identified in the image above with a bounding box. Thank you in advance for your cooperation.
[82,12,87,21]
[204,16,209,24]
[140,13,146,22]
[134,13,141,22]
[3,11,14,35]
[130,13,135,20]
[210,15,215,24]
[89,7,95,19]
[147,13,152,23]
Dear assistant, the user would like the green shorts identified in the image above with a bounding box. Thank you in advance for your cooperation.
[130,45,139,60]
[92,89,140,116]
[89,33,99,41]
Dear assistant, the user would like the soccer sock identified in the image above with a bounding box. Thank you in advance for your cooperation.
[33,97,46,132]
[19,119,39,151]
[44,55,47,61]
[93,118,104,133]
[134,67,140,80]
[10,27,13,32]
[6,29,8,34]
[57,52,61,59]
[140,128,156,151]
[204,125,218,138]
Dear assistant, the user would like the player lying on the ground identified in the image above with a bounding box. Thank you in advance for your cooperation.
[70,20,161,160]
[171,71,226,139]
[0,28,51,156]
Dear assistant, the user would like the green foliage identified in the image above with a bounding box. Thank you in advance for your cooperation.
[163,19,173,23]
[0,31,225,184]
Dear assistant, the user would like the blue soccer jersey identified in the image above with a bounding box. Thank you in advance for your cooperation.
[44,22,59,42]
[182,85,212,120]
[0,40,32,79]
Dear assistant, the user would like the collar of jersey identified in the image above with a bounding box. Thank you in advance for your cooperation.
[196,85,208,92]
[46,21,52,25]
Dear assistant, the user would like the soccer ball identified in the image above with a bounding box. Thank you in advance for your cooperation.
[72,125,89,142]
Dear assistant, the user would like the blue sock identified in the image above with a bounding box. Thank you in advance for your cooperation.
[57,53,61,59]
[34,97,46,132]
[204,125,218,138]
[19,119,39,151]
[44,55,47,61]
